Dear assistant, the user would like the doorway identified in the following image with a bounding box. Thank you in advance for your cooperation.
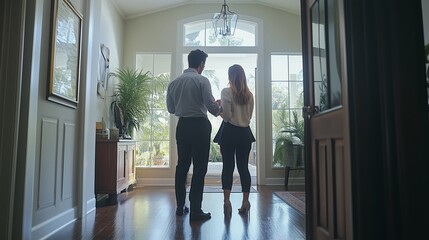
[187,53,258,187]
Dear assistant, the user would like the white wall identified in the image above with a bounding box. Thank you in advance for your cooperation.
[123,4,301,68]
[96,0,124,127]
[80,0,125,219]
[121,3,301,183]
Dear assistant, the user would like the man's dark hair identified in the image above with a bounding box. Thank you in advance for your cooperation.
[188,49,208,68]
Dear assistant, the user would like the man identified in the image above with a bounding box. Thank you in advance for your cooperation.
[166,49,222,221]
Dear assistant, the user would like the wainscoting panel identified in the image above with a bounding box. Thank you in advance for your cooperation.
[62,122,75,201]
[334,140,346,239]
[38,118,58,210]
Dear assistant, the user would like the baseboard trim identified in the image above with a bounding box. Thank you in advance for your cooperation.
[86,197,96,214]
[136,177,174,186]
[32,207,78,240]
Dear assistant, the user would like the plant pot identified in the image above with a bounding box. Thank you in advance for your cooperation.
[154,156,165,166]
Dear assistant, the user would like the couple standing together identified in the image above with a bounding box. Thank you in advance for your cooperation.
[166,49,255,222]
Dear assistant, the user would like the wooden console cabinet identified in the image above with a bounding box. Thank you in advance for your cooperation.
[95,139,136,195]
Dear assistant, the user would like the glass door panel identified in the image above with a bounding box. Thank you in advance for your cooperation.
[312,0,343,112]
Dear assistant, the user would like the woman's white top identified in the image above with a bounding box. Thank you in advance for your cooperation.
[220,88,254,127]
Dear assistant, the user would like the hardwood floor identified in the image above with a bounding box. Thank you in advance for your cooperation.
[47,185,306,240]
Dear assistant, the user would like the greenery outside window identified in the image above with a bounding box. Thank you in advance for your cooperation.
[271,54,304,167]
[135,53,171,168]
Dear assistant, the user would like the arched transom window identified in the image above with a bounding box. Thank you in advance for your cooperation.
[183,19,257,47]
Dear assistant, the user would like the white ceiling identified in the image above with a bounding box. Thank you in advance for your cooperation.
[111,0,301,19]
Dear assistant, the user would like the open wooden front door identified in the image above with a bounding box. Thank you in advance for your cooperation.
[301,0,353,239]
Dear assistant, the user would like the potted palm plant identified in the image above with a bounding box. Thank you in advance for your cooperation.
[273,111,304,167]
[110,67,167,139]
[273,132,294,167]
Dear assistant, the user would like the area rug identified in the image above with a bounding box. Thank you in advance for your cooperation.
[186,185,257,193]
[274,191,306,215]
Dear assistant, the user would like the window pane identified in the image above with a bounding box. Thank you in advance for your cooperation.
[136,53,172,76]
[184,21,206,46]
[151,110,169,141]
[135,53,171,167]
[272,109,290,137]
[154,54,171,76]
[327,0,342,108]
[233,20,256,46]
[207,20,256,47]
[136,54,154,72]
[206,20,222,46]
[151,90,167,109]
[272,82,289,109]
[314,80,326,109]
[139,118,151,141]
[289,55,303,80]
[312,0,329,112]
[136,140,150,166]
[290,81,304,108]
[135,140,169,168]
[271,55,288,81]
[152,141,169,167]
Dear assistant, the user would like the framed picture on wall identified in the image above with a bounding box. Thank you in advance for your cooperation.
[48,0,83,108]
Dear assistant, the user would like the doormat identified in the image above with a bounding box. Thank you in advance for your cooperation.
[274,191,306,215]
[186,185,257,193]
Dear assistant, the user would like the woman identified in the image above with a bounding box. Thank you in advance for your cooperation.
[214,64,255,217]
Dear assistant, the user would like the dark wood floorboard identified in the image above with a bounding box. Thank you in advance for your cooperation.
[47,185,306,240]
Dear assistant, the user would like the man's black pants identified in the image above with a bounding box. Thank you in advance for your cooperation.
[175,117,211,213]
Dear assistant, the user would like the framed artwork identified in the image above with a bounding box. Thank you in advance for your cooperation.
[48,0,83,108]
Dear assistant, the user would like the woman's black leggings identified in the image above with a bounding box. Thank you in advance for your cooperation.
[220,143,252,192]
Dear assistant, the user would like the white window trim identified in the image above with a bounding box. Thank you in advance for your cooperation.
[270,52,304,169]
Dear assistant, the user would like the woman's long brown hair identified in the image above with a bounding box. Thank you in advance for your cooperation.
[228,64,252,105]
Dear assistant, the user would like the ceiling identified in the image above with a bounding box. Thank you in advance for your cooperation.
[110,0,301,19]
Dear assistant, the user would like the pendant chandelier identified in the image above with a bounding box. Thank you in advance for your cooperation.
[212,0,238,37]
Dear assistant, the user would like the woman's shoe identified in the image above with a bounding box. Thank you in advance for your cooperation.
[238,201,251,214]
[224,200,232,217]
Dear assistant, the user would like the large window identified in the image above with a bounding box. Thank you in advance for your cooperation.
[271,54,304,167]
[135,53,171,168]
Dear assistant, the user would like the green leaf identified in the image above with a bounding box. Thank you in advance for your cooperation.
[110,67,168,137]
